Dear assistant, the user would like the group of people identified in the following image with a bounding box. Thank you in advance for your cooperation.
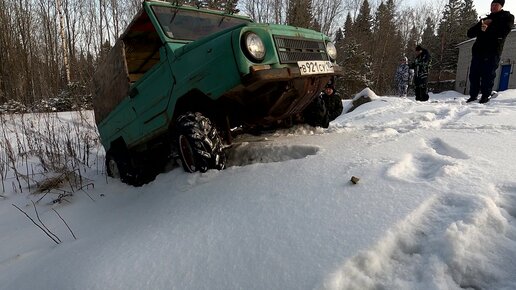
[305,0,513,128]
[395,0,513,104]
[394,45,430,101]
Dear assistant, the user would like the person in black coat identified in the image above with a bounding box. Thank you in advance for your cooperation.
[302,82,343,128]
[410,45,431,102]
[321,83,343,121]
[466,0,514,104]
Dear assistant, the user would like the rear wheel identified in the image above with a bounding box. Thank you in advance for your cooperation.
[106,152,121,179]
[175,112,226,173]
[105,149,148,186]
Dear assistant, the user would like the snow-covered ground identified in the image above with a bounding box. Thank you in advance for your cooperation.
[1,90,516,290]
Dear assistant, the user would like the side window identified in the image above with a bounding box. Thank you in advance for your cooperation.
[122,11,162,83]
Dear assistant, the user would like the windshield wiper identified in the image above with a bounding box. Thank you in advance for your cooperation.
[218,15,226,27]
[170,7,179,25]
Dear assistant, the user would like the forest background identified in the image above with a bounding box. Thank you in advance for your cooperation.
[0,0,485,112]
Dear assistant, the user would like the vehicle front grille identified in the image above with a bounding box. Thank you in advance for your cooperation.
[273,36,328,64]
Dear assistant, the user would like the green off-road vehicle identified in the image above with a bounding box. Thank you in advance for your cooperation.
[93,0,343,185]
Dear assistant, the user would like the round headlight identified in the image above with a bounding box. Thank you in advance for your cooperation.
[326,42,337,61]
[243,32,266,62]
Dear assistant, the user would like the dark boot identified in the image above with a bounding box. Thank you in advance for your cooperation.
[479,95,490,104]
[466,96,477,103]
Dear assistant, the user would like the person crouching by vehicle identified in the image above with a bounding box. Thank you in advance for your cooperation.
[395,56,410,97]
[321,83,343,121]
[410,45,431,101]
[303,82,343,128]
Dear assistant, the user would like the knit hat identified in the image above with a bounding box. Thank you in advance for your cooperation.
[325,79,335,89]
[492,0,504,6]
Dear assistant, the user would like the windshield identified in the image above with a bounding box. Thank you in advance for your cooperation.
[152,6,250,41]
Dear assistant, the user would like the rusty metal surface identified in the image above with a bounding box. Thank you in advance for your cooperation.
[228,65,342,125]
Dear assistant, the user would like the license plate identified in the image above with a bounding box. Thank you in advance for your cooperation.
[297,61,334,75]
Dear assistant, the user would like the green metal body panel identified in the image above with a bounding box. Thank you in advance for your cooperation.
[94,0,342,154]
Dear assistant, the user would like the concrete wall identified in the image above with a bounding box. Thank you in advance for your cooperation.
[455,29,516,95]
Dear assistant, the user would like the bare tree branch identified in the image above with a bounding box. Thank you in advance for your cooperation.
[12,203,60,245]
[53,208,77,240]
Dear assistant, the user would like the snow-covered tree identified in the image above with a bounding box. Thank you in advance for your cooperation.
[337,40,373,98]
[371,0,403,94]
[353,0,373,53]
[435,0,476,80]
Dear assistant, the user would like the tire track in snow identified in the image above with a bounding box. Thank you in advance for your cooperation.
[322,137,516,290]
[322,186,516,290]
[333,99,473,146]
[386,138,468,183]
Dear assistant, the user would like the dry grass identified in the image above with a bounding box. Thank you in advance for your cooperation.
[0,110,101,198]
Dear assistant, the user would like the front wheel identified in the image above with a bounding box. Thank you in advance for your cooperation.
[174,112,226,173]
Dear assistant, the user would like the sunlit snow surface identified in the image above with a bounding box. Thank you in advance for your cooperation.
[1,90,516,290]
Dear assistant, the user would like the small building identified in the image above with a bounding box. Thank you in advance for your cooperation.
[455,29,516,95]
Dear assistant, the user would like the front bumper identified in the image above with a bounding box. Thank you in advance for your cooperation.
[242,64,343,91]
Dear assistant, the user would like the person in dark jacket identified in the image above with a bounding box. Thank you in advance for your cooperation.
[410,45,431,101]
[303,93,329,128]
[321,83,343,121]
[466,0,514,104]
[303,81,343,128]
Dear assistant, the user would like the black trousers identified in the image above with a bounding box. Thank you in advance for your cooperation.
[468,54,500,99]
[414,79,429,101]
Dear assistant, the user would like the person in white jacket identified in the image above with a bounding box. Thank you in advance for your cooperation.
[395,56,410,97]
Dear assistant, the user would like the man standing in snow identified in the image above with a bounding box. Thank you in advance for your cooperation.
[410,45,431,102]
[466,0,514,104]
[395,56,410,97]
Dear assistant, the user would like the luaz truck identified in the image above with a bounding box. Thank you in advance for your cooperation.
[93,0,343,185]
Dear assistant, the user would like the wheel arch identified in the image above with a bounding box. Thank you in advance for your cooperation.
[170,89,231,141]
[172,89,220,122]
[109,137,129,154]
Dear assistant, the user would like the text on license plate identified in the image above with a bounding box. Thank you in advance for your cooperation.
[297,61,334,75]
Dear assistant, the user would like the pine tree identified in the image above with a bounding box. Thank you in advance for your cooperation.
[460,0,478,34]
[337,41,373,98]
[343,12,354,40]
[371,0,402,94]
[334,28,344,43]
[435,0,466,81]
[405,25,419,58]
[421,17,435,49]
[287,0,313,29]
[353,0,373,52]
[337,9,373,98]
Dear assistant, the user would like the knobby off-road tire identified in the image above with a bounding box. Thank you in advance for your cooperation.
[175,112,226,173]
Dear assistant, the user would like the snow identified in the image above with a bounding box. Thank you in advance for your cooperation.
[1,90,516,290]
